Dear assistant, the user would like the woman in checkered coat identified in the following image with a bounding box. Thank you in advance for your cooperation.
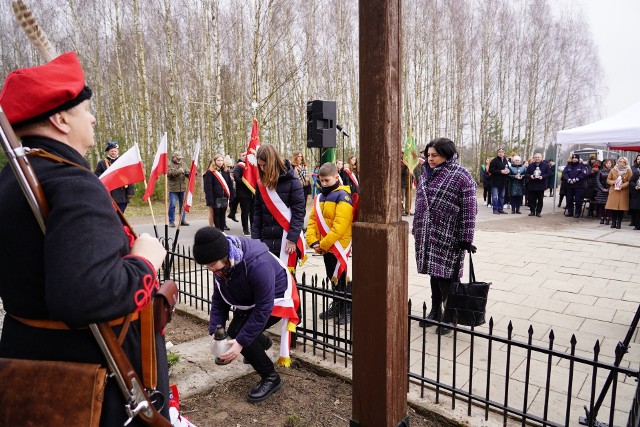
[413,137,478,332]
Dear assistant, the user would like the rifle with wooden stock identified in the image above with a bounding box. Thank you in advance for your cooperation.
[0,107,171,427]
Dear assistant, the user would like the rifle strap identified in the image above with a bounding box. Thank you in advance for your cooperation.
[117,313,133,346]
[140,302,157,390]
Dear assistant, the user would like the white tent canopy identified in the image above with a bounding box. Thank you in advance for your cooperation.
[556,101,640,148]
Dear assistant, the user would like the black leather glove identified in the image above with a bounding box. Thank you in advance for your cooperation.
[458,242,477,253]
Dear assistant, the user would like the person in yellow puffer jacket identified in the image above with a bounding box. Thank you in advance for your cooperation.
[306,162,354,325]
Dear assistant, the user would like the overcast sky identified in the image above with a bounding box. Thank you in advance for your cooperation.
[567,0,640,118]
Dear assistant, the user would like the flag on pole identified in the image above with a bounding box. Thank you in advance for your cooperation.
[142,132,168,201]
[242,117,261,194]
[184,141,200,213]
[99,144,145,192]
[402,130,420,174]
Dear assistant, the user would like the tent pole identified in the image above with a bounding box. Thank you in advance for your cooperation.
[553,148,560,213]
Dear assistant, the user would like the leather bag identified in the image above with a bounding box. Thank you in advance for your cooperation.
[0,358,106,427]
[214,197,229,208]
[444,253,491,327]
[154,279,179,332]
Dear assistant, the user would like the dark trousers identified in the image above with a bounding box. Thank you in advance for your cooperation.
[527,190,545,214]
[238,197,255,231]
[565,187,584,216]
[213,207,226,231]
[510,195,523,211]
[323,253,348,292]
[229,197,239,216]
[227,312,280,378]
[598,204,611,219]
[430,276,455,316]
[483,186,491,203]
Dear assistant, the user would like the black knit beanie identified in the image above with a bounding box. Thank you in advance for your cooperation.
[192,227,229,264]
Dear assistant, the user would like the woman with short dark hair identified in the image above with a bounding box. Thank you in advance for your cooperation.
[413,137,478,334]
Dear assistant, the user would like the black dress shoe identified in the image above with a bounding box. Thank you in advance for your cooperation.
[536,213,542,217]
[436,325,452,335]
[224,225,230,231]
[181,221,190,226]
[247,373,282,403]
[227,214,238,222]
[528,212,536,216]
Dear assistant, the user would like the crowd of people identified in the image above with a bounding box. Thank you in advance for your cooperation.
[479,148,640,229]
[7,47,636,424]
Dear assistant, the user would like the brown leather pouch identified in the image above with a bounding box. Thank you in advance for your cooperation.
[0,358,106,427]
[154,279,179,332]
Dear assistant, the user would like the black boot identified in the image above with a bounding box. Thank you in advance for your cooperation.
[419,306,439,328]
[611,218,617,228]
[336,303,352,325]
[605,218,610,225]
[600,218,605,224]
[319,301,340,320]
[247,372,283,403]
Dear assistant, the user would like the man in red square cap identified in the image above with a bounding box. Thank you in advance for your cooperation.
[0,52,171,425]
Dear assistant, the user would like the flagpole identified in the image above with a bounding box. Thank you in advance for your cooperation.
[142,177,159,239]
[406,173,412,215]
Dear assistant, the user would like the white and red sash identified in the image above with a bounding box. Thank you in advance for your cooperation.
[236,161,246,170]
[213,170,231,199]
[257,181,307,271]
[313,194,352,281]
[344,168,359,189]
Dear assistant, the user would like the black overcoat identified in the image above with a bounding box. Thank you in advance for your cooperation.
[0,136,169,426]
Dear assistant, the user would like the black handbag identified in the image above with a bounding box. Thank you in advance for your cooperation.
[214,197,229,208]
[443,253,490,327]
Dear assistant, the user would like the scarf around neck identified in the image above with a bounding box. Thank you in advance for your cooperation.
[215,235,244,279]
[614,163,631,175]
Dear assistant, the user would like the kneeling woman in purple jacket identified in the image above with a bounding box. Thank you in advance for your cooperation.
[192,227,299,403]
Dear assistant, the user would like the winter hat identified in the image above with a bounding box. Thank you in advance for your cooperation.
[105,141,119,152]
[193,227,229,264]
[572,154,580,160]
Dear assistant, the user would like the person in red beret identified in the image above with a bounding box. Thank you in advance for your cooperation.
[0,52,171,426]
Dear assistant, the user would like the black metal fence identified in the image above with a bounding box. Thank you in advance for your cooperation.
[164,245,640,427]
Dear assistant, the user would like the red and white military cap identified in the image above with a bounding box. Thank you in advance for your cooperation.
[0,52,92,127]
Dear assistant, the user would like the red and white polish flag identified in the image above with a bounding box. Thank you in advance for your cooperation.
[184,141,200,213]
[99,143,145,192]
[142,132,168,201]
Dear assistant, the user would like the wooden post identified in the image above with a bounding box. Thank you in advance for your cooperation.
[351,1,408,426]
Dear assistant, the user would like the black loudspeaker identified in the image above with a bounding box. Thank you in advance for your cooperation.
[306,100,336,148]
